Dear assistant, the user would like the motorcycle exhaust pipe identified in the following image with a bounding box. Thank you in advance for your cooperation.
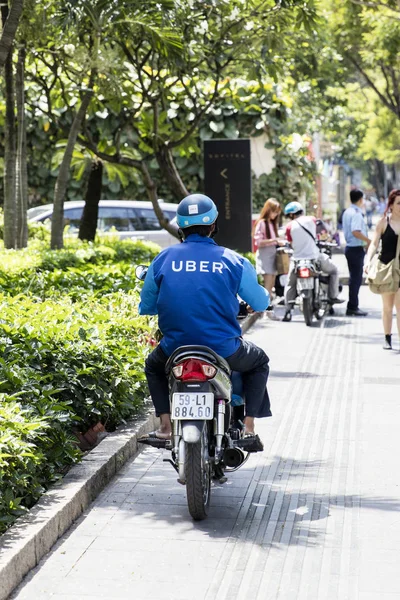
[223,447,246,469]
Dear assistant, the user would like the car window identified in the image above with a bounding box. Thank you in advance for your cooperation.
[98,207,131,232]
[164,210,176,222]
[127,209,142,231]
[64,208,84,231]
[135,207,176,231]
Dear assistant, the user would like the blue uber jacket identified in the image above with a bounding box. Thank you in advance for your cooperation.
[139,234,270,357]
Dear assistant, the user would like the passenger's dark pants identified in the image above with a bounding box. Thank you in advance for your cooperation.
[145,339,272,419]
[345,246,365,311]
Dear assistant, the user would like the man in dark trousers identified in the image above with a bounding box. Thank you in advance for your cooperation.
[342,189,370,316]
[138,193,271,447]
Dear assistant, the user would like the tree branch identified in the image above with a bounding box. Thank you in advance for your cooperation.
[77,136,142,168]
[346,52,400,118]
[0,0,24,68]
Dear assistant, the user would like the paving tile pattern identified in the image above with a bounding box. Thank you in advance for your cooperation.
[11,288,400,599]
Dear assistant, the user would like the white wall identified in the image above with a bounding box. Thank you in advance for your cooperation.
[250,134,276,177]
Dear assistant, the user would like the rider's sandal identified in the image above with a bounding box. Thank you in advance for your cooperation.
[236,433,264,453]
[138,430,171,447]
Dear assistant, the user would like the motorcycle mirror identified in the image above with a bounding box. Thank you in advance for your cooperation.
[135,265,148,281]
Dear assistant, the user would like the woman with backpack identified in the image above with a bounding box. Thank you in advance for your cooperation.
[365,189,400,350]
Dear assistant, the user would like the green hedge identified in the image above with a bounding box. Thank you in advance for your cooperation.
[0,235,159,534]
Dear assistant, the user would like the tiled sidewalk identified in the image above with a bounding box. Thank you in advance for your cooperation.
[12,288,400,600]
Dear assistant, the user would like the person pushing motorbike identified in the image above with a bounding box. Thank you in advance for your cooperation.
[282,201,344,322]
[138,194,271,449]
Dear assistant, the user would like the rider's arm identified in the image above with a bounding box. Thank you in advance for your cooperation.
[238,258,270,311]
[138,261,159,315]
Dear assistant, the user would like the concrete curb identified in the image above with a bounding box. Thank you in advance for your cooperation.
[0,406,158,600]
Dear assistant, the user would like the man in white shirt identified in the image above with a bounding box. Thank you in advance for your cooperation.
[282,202,343,322]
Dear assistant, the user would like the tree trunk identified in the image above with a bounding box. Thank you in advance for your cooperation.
[15,44,28,248]
[0,0,24,69]
[51,74,95,249]
[78,160,103,242]
[140,161,179,238]
[2,8,17,249]
[154,144,189,200]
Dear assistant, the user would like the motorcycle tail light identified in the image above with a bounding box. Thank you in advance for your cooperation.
[172,359,216,381]
[298,267,310,278]
[172,364,183,378]
[201,364,217,378]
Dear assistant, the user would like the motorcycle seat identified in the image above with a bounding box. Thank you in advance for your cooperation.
[166,345,231,375]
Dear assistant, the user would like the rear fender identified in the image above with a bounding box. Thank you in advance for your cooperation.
[182,420,205,444]
[300,289,313,299]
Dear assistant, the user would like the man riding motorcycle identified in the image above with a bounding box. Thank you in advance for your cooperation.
[138,193,271,448]
[282,201,344,322]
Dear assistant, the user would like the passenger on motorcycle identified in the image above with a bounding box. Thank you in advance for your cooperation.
[282,201,344,322]
[139,194,272,444]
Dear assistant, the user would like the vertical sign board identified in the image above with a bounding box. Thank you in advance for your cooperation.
[204,139,252,253]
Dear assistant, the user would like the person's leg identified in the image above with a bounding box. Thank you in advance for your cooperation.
[382,293,395,335]
[263,273,276,296]
[382,292,395,349]
[144,345,172,435]
[318,252,340,299]
[352,247,365,309]
[263,273,279,319]
[284,261,297,316]
[226,340,271,435]
[345,247,364,311]
[394,288,400,344]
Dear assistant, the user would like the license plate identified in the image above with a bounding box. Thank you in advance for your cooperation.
[297,278,314,290]
[171,393,214,420]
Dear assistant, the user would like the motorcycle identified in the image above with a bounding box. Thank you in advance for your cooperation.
[294,241,337,326]
[135,265,259,521]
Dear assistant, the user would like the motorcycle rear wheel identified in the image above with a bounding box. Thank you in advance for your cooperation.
[303,295,313,326]
[185,427,211,521]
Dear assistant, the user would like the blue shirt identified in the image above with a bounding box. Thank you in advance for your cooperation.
[343,204,368,247]
[139,234,270,357]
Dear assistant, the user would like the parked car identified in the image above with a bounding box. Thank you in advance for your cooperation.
[27,200,179,248]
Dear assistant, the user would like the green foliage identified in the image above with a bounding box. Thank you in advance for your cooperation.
[0,0,321,209]
[0,398,50,530]
[0,237,159,534]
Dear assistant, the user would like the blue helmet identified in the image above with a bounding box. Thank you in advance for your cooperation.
[176,194,218,229]
[284,201,304,216]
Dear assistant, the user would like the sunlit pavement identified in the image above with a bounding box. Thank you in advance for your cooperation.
[12,287,400,600]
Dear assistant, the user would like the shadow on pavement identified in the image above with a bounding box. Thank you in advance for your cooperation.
[77,454,400,550]
[271,371,318,379]
[334,332,386,345]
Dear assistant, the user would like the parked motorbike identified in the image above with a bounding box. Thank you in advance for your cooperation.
[294,241,337,326]
[135,265,258,521]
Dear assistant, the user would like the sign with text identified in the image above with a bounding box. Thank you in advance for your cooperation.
[204,139,252,253]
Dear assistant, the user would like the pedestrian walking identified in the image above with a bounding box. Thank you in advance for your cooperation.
[365,189,400,350]
[343,189,370,316]
[253,198,283,296]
